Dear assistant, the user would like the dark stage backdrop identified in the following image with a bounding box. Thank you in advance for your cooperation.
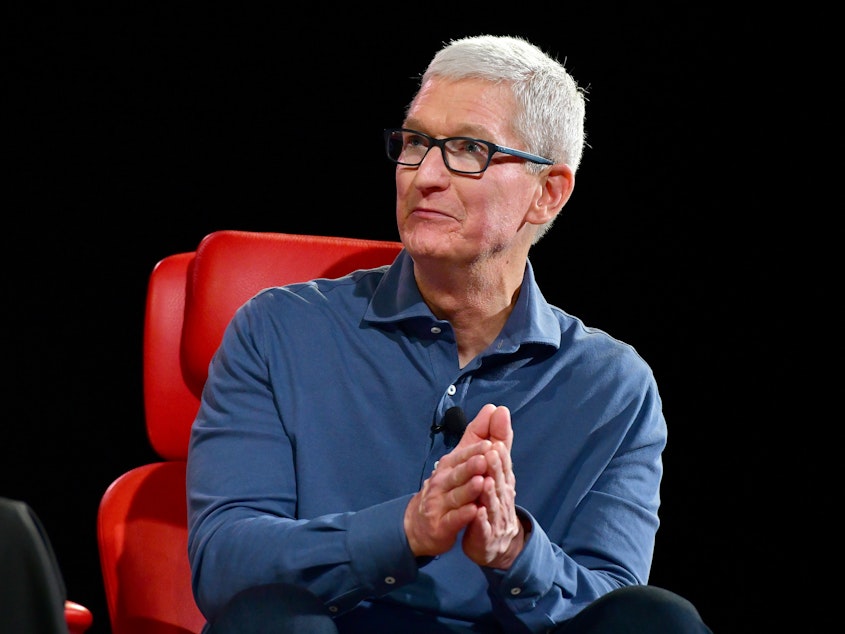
[8,5,803,633]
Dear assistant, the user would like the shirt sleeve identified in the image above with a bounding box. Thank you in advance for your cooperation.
[482,371,666,631]
[185,298,421,622]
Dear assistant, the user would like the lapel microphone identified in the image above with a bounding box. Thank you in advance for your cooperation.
[431,406,468,445]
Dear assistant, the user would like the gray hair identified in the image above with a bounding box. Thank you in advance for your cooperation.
[413,35,587,241]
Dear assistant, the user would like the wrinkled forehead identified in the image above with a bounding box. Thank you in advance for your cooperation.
[405,77,518,141]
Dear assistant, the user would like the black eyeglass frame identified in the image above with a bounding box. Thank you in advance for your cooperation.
[384,128,554,175]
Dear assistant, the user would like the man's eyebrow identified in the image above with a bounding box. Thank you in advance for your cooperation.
[402,120,495,139]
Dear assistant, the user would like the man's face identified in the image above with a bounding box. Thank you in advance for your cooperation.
[394,77,544,267]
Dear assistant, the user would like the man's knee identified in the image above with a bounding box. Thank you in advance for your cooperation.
[560,585,712,633]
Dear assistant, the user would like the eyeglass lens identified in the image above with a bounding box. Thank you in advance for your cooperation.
[386,130,491,174]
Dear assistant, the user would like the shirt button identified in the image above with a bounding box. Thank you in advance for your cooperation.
[431,326,441,334]
[385,576,396,585]
[328,605,339,613]
[510,587,522,596]
[447,385,456,395]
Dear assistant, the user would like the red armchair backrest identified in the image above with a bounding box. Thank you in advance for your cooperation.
[99,231,403,634]
[144,230,404,460]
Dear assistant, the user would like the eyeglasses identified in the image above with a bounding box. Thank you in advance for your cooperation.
[384,128,553,175]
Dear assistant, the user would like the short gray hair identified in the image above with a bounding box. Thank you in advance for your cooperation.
[413,35,588,241]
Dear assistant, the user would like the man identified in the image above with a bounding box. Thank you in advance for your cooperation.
[186,34,712,633]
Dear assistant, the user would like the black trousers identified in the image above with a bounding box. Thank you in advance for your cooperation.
[205,582,713,634]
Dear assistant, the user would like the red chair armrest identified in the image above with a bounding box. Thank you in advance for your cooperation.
[65,600,93,633]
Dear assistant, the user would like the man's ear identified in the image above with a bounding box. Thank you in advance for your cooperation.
[527,163,575,225]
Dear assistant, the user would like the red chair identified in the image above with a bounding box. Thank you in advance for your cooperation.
[97,230,403,634]
[66,600,94,633]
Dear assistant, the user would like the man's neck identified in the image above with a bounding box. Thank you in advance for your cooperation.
[415,260,524,368]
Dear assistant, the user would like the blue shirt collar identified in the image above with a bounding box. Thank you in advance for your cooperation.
[365,249,561,353]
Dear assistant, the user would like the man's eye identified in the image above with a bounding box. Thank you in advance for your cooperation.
[452,139,485,155]
[406,135,427,148]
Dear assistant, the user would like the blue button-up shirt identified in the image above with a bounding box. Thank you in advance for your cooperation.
[187,249,666,633]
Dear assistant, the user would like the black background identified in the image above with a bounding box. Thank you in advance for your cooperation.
[8,4,815,633]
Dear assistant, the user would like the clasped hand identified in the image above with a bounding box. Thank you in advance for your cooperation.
[404,404,524,569]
